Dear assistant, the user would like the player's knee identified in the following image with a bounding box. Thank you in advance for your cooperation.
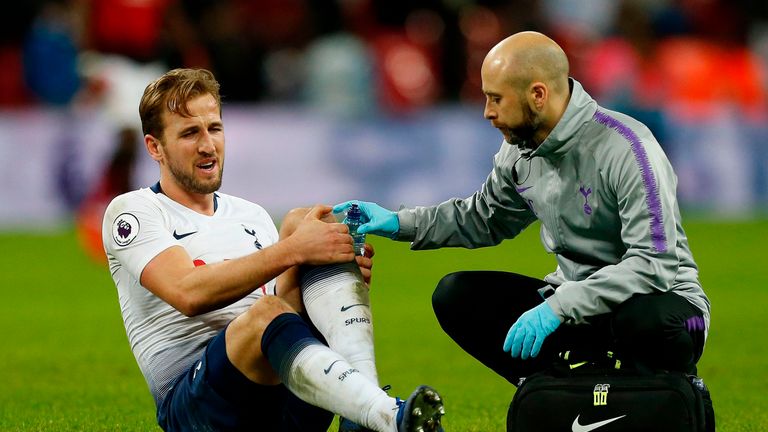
[239,295,297,336]
[255,295,296,317]
[279,207,311,237]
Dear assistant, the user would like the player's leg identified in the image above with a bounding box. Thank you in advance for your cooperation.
[300,263,378,382]
[279,207,379,383]
[228,295,443,432]
[157,321,328,431]
[299,262,380,432]
[431,271,609,384]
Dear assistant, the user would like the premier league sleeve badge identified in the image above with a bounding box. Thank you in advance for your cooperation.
[112,213,140,246]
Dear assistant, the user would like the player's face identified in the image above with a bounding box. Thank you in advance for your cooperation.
[482,68,542,147]
[159,94,224,194]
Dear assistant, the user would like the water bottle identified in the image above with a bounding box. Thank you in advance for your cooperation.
[345,204,366,256]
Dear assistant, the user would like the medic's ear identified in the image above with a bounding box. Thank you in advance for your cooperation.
[528,82,548,111]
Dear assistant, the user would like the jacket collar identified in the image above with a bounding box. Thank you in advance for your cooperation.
[529,78,598,159]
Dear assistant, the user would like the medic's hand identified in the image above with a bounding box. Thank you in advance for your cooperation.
[333,201,400,239]
[503,302,562,360]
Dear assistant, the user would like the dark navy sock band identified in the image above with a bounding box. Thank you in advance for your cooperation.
[261,313,318,382]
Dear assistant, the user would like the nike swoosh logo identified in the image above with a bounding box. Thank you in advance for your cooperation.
[324,360,342,375]
[516,186,532,193]
[572,414,626,432]
[340,304,368,312]
[173,230,197,240]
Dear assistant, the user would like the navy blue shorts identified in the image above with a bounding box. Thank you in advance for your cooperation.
[157,328,333,432]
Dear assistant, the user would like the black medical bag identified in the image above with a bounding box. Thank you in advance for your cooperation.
[507,352,711,432]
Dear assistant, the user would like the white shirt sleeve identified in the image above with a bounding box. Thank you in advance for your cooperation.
[103,191,179,283]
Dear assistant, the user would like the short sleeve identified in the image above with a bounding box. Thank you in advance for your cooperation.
[102,192,178,283]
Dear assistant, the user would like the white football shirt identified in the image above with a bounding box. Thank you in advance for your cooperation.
[102,183,279,406]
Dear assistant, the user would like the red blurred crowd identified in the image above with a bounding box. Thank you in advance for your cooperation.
[2,0,767,116]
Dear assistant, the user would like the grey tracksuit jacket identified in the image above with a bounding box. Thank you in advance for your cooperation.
[397,79,710,334]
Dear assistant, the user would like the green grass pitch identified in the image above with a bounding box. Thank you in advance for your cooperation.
[0,219,766,431]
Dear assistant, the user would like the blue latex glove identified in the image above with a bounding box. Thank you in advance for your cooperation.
[503,302,562,360]
[333,200,400,239]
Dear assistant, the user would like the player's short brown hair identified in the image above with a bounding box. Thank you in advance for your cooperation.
[139,68,221,138]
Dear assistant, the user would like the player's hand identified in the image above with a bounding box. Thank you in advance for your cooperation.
[503,302,562,360]
[289,205,355,265]
[355,243,375,286]
[333,201,400,239]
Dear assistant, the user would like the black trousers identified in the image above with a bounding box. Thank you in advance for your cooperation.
[432,271,707,384]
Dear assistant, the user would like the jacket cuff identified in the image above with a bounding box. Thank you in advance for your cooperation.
[545,295,568,324]
[395,208,417,241]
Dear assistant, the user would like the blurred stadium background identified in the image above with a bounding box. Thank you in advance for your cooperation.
[3,0,768,230]
[2,0,768,430]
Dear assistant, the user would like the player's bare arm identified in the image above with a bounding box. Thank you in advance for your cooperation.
[140,205,355,316]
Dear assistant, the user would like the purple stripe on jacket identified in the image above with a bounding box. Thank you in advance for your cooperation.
[685,316,706,333]
[592,111,668,253]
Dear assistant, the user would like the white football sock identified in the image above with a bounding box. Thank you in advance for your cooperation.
[285,342,399,432]
[301,262,379,384]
